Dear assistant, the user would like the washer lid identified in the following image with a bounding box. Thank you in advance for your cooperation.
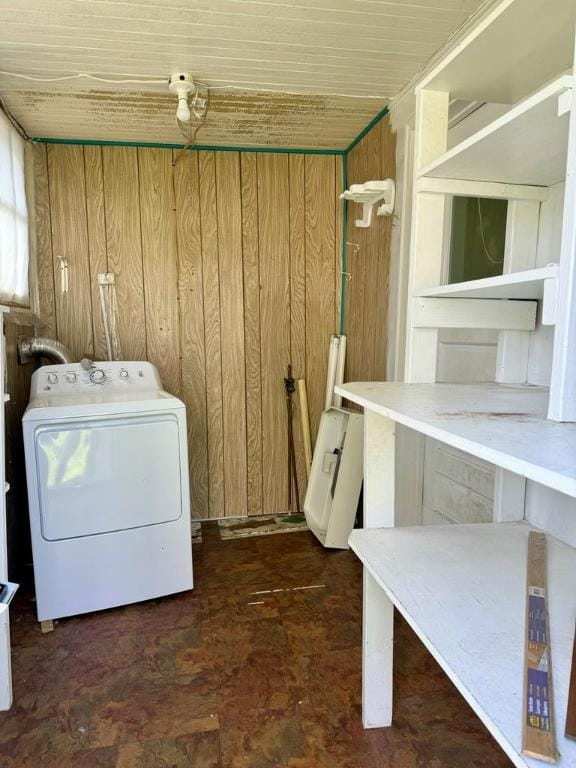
[23,391,185,422]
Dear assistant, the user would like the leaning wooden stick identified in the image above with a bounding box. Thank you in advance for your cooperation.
[297,379,312,478]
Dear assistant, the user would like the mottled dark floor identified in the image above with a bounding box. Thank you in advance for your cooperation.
[0,524,512,768]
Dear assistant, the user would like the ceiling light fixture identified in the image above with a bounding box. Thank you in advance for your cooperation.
[169,72,195,123]
[168,72,210,149]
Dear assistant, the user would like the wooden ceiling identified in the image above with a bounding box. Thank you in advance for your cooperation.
[0,0,486,149]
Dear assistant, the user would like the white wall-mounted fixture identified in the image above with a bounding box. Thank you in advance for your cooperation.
[340,179,395,227]
[56,256,69,294]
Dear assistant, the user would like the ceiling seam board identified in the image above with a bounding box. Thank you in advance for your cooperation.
[0,0,488,150]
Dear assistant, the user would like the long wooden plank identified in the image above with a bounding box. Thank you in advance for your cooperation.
[199,151,225,519]
[101,146,146,361]
[173,151,209,520]
[523,531,558,763]
[215,152,247,518]
[137,148,181,396]
[258,153,291,514]
[83,145,109,360]
[288,153,308,499]
[31,143,57,338]
[240,152,263,517]
[47,144,94,360]
[305,154,336,440]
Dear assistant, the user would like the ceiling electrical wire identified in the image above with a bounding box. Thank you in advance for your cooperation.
[173,85,211,163]
[0,70,384,99]
[0,71,167,85]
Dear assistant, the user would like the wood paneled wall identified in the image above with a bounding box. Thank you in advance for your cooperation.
[344,115,396,383]
[32,143,342,520]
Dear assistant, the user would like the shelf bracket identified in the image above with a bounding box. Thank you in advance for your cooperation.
[340,180,395,228]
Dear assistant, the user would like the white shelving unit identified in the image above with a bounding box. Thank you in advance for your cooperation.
[349,522,576,768]
[346,1,576,764]
[418,76,572,186]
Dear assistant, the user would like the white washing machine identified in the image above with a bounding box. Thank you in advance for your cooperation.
[22,361,193,622]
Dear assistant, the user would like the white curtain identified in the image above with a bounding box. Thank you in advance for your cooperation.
[0,111,29,306]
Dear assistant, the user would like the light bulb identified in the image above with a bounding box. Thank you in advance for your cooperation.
[177,97,191,123]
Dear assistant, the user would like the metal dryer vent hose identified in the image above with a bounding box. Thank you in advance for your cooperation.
[18,337,75,365]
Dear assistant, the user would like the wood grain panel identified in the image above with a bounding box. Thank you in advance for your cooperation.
[361,125,382,382]
[334,155,344,335]
[375,117,396,379]
[258,153,291,514]
[345,134,368,384]
[240,153,263,517]
[215,152,247,518]
[343,115,395,386]
[173,151,209,520]
[31,141,390,521]
[101,146,146,360]
[47,144,94,359]
[31,144,56,338]
[289,153,308,501]
[137,149,181,395]
[305,154,336,440]
[83,145,109,360]
[199,151,225,519]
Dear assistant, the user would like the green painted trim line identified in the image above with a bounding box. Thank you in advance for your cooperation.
[344,104,389,155]
[339,154,348,337]
[32,136,345,156]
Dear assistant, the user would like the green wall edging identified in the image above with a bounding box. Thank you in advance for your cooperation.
[33,136,344,156]
[33,101,389,157]
[34,101,392,338]
[344,104,389,155]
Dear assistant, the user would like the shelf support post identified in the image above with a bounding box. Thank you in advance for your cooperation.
[405,88,449,383]
[362,411,396,727]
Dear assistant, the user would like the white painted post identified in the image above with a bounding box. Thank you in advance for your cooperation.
[548,34,576,421]
[362,411,396,728]
[363,570,394,728]
[404,89,449,383]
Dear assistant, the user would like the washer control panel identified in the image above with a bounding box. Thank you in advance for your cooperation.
[31,361,163,396]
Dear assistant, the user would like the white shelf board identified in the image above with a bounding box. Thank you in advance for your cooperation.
[349,522,576,768]
[417,265,559,300]
[419,0,576,103]
[335,382,576,498]
[418,76,573,186]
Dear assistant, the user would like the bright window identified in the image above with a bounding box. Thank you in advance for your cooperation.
[0,112,29,305]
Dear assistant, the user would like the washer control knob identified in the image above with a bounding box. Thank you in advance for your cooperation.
[66,372,77,383]
[119,369,129,379]
[89,368,106,384]
[47,373,58,384]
